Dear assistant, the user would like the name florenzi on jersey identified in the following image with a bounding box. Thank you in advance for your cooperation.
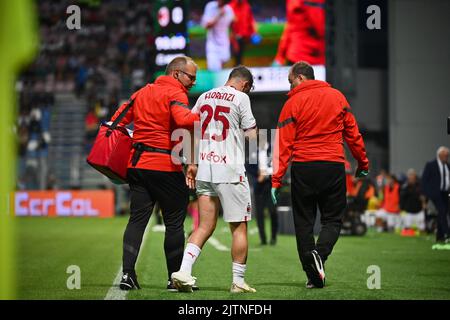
[205,91,235,102]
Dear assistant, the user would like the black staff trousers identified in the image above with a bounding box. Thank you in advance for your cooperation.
[291,161,346,271]
[122,168,189,280]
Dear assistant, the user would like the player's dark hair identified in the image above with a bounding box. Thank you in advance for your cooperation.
[165,56,196,75]
[291,61,315,80]
[228,65,254,89]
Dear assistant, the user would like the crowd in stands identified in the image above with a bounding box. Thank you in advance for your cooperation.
[16,91,53,190]
[17,0,157,189]
[16,0,289,190]
[32,0,156,98]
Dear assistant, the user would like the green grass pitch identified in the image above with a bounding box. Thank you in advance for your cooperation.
[16,216,450,300]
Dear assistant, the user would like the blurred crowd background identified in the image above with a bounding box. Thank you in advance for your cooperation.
[14,0,448,238]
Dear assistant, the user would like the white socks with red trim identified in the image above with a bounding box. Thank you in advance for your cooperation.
[180,243,202,275]
[232,262,246,286]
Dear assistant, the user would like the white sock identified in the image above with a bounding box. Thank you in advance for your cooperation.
[232,262,246,286]
[179,243,201,274]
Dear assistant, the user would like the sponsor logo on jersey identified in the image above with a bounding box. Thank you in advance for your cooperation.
[199,151,227,164]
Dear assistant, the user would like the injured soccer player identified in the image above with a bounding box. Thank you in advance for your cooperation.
[171,66,257,293]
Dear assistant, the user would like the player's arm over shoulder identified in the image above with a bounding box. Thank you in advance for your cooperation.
[170,90,199,128]
[238,92,257,139]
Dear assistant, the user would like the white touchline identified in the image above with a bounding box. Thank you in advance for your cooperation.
[105,224,234,299]
[208,236,260,251]
[104,266,127,300]
[104,226,151,300]
[208,236,230,251]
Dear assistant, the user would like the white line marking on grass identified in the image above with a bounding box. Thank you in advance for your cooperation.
[152,224,166,232]
[208,236,229,251]
[104,225,151,300]
[104,266,127,300]
[248,227,258,235]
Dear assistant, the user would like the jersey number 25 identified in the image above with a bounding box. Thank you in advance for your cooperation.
[200,104,230,142]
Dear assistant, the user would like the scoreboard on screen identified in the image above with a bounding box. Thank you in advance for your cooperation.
[153,0,188,70]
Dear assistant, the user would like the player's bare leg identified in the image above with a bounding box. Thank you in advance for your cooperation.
[229,221,248,263]
[171,195,219,292]
[229,221,256,293]
[188,195,219,248]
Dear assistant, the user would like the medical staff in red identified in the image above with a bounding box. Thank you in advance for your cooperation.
[110,56,200,291]
[229,0,257,65]
[271,61,369,289]
[273,0,325,66]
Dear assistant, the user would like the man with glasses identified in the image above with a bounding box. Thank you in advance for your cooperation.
[111,56,200,291]
[177,70,197,83]
[171,65,258,293]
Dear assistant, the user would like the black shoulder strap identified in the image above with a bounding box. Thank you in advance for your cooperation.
[109,98,135,131]
[106,98,135,137]
[105,88,140,137]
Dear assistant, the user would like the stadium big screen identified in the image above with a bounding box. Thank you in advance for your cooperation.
[153,0,189,68]
[153,0,326,93]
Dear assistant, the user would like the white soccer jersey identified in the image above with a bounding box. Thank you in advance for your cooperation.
[192,86,256,183]
[201,2,234,52]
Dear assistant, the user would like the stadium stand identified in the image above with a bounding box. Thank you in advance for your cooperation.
[17,0,156,191]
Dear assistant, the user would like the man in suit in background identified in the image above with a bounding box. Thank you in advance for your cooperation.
[422,146,450,243]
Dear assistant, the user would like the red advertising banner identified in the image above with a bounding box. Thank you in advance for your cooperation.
[12,190,115,218]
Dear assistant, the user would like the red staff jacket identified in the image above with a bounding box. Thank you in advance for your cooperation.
[274,0,325,65]
[272,80,369,188]
[229,0,256,39]
[111,75,199,172]
[382,182,400,213]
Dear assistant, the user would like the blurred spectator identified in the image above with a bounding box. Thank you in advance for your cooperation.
[376,174,401,232]
[201,0,235,71]
[375,169,388,201]
[254,141,278,245]
[46,173,58,190]
[106,95,120,120]
[422,146,450,243]
[16,91,53,190]
[17,109,30,180]
[344,159,355,197]
[95,98,109,122]
[400,169,426,232]
[273,0,325,66]
[348,177,376,213]
[85,106,99,152]
[75,57,89,97]
[229,0,257,66]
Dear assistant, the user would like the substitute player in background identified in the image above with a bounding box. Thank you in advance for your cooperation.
[202,0,235,71]
[172,66,257,293]
[271,61,369,289]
